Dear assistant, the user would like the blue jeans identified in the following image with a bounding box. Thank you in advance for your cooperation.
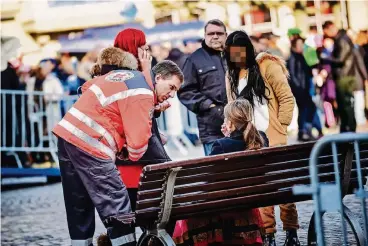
[297,100,316,137]
[312,110,323,134]
[203,141,214,156]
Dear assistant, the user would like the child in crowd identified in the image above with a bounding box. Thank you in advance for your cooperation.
[212,98,269,154]
[172,99,268,246]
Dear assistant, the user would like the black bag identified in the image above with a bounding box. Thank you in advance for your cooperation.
[116,118,171,165]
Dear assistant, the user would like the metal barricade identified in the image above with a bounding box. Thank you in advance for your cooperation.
[293,133,368,246]
[180,103,199,136]
[0,89,78,168]
[1,89,201,166]
[155,99,199,156]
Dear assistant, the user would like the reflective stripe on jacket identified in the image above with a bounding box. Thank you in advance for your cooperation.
[53,70,155,161]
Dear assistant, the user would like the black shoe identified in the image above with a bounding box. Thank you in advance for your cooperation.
[263,233,277,246]
[284,229,300,246]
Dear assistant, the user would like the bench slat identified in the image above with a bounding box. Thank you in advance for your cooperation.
[138,154,343,191]
[136,163,336,208]
[170,194,312,221]
[138,170,336,210]
[136,167,367,211]
[137,157,367,203]
[133,140,368,227]
[135,176,364,225]
[141,148,315,181]
[143,142,319,172]
[171,169,366,205]
[168,173,343,215]
[141,142,350,180]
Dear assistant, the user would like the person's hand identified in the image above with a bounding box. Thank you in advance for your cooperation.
[138,47,152,72]
[314,75,324,87]
[154,101,171,112]
[159,131,168,145]
[221,122,230,137]
[320,53,328,59]
[116,145,129,161]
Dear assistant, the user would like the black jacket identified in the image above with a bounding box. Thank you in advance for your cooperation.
[167,48,188,70]
[178,41,227,143]
[287,51,314,104]
[210,130,269,155]
[116,118,171,165]
[326,30,356,81]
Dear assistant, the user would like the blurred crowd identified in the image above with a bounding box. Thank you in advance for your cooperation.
[250,23,368,141]
[1,20,368,167]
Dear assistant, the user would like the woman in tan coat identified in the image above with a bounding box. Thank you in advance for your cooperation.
[224,31,299,246]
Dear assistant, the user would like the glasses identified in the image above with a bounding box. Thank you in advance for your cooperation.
[206,32,225,37]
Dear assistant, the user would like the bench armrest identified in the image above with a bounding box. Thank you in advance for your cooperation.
[157,167,182,229]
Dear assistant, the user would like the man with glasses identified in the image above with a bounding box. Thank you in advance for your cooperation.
[178,19,228,155]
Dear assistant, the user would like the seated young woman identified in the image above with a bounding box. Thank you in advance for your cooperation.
[172,98,269,246]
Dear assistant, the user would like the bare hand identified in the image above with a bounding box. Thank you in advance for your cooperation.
[221,122,229,137]
[159,131,168,145]
[138,47,152,72]
[154,101,171,112]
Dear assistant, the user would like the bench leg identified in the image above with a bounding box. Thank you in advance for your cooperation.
[137,229,175,246]
[156,229,176,246]
[307,206,367,246]
[137,230,148,246]
[343,205,367,246]
[307,211,325,246]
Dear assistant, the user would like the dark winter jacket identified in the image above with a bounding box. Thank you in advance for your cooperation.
[210,130,269,155]
[178,41,227,143]
[167,48,188,70]
[327,30,356,81]
[287,51,313,103]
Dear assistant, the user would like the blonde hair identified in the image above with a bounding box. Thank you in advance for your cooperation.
[224,99,264,150]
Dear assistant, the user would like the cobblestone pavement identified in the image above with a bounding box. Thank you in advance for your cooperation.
[1,182,366,246]
[2,126,368,245]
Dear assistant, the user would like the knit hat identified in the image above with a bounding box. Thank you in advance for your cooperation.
[287,28,302,37]
[113,28,146,59]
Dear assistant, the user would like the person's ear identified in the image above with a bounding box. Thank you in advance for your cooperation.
[155,74,161,82]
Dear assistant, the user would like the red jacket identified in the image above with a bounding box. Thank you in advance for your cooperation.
[53,70,155,162]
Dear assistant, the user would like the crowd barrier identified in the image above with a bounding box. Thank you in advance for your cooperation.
[293,133,368,246]
[0,90,199,167]
[1,90,78,167]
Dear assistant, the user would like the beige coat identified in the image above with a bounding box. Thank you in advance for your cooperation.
[226,52,295,147]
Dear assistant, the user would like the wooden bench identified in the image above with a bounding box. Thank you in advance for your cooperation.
[113,136,368,246]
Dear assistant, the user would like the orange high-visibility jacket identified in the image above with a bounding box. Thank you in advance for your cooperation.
[53,70,155,162]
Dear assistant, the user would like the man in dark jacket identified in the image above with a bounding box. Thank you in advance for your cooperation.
[178,19,227,155]
[287,37,316,141]
[323,21,357,132]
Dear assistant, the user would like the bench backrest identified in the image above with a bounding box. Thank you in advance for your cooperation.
[135,141,368,227]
